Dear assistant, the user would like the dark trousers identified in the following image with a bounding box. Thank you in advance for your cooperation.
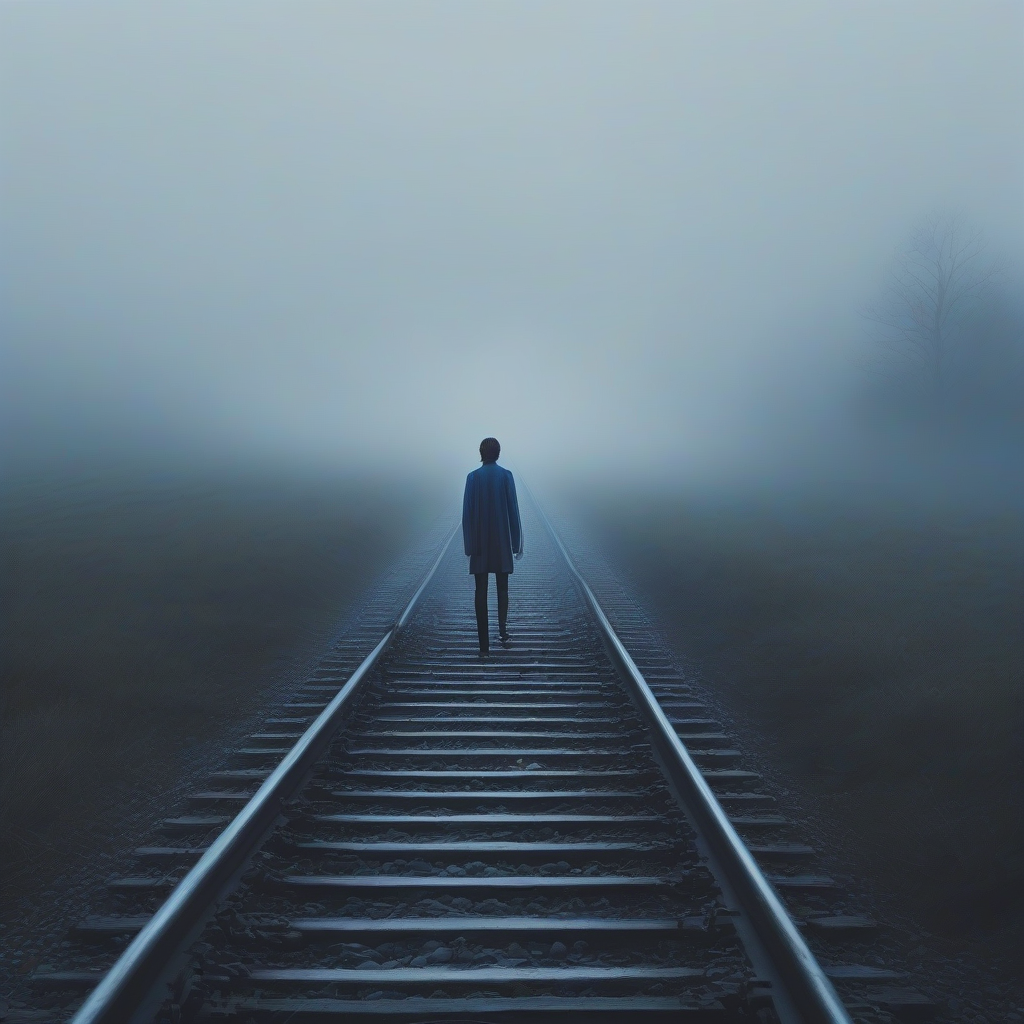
[474,572,508,651]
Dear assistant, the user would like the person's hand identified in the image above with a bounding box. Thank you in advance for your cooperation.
[514,550,523,561]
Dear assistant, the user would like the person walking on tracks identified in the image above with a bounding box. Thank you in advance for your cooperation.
[462,437,523,656]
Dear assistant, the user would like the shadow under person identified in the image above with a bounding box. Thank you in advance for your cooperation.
[462,437,523,656]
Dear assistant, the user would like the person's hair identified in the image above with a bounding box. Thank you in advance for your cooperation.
[479,437,500,463]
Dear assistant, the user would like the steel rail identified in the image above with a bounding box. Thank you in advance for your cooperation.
[530,492,853,1024]
[70,525,459,1024]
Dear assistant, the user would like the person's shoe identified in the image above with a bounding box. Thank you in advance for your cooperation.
[498,631,512,647]
[478,648,490,659]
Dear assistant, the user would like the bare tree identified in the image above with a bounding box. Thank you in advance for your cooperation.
[864,213,997,400]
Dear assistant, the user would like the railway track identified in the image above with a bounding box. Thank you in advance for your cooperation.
[24,493,933,1024]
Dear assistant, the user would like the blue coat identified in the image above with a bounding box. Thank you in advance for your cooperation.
[462,462,523,575]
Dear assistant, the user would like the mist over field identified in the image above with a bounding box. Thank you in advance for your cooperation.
[2,1,1022,489]
[1,0,1021,983]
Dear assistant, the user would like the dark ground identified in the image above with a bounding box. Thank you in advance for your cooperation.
[571,489,1023,959]
[0,470,443,911]
[3,469,1020,1014]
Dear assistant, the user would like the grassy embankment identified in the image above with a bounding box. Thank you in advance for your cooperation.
[578,492,1022,938]
[0,472,442,900]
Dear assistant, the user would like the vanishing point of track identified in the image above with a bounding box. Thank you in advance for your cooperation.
[29,492,932,1023]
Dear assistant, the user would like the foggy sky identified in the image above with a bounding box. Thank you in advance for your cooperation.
[2,1,1022,485]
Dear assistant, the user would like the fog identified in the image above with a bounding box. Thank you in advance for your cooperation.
[2,1,1022,489]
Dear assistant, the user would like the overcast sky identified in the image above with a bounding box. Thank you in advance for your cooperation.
[2,1,1022,485]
